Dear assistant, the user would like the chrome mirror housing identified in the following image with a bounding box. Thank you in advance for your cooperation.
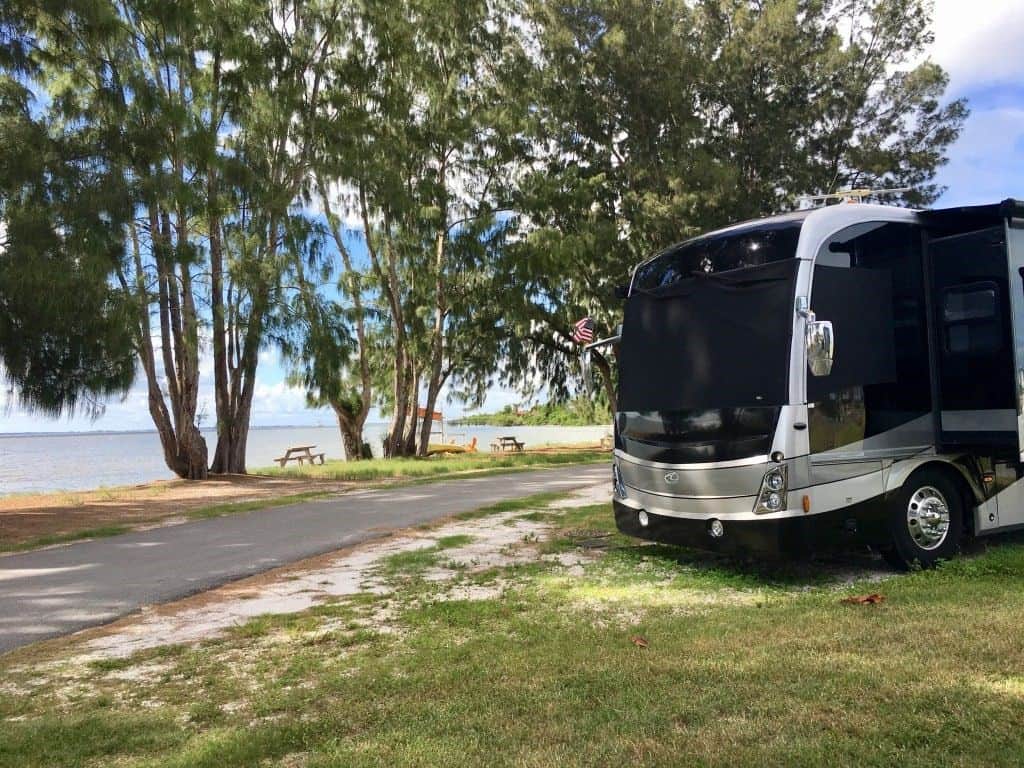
[806,319,834,376]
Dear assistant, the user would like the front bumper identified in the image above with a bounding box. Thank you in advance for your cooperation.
[613,497,887,558]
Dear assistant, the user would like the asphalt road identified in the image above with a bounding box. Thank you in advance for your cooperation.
[0,464,608,653]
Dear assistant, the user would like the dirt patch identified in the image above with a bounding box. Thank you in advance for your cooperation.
[0,475,353,549]
[82,502,562,658]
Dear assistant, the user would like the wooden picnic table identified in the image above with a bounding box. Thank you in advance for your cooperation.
[274,444,326,467]
[490,435,525,453]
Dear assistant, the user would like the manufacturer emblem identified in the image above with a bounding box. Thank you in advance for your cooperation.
[664,472,679,484]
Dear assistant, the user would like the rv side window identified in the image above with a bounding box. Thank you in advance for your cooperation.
[943,282,1001,355]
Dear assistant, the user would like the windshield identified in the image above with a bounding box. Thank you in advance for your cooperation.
[632,217,804,291]
[616,218,803,462]
[618,258,799,412]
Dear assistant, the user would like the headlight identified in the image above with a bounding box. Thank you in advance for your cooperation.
[754,466,788,514]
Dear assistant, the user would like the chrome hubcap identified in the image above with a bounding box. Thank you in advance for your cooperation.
[907,486,950,550]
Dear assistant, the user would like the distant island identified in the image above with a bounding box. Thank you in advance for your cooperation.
[453,400,610,427]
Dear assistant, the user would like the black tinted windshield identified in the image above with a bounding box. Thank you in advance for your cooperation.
[632,216,805,291]
[618,259,799,413]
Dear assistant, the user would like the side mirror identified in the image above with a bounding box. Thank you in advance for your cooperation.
[806,319,834,376]
[613,284,629,299]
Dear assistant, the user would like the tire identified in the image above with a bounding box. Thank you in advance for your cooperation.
[880,467,963,570]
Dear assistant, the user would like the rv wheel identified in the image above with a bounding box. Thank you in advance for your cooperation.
[881,468,963,570]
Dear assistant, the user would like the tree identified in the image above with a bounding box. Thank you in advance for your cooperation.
[0,55,135,415]
[505,0,968,407]
[207,0,343,474]
[310,0,527,457]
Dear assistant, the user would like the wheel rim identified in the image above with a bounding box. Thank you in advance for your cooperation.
[906,485,951,551]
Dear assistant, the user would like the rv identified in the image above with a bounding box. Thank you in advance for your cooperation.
[604,199,1024,567]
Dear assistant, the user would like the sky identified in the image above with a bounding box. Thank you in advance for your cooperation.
[3,0,1024,434]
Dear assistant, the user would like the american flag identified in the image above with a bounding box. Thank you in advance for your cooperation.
[571,317,595,344]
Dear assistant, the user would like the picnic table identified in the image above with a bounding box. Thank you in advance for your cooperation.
[490,435,525,453]
[274,444,326,467]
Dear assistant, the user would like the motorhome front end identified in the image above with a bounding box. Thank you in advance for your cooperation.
[611,199,1024,567]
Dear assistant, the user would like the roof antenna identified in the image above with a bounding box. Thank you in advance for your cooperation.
[797,187,912,209]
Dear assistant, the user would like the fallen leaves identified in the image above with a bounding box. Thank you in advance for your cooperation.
[630,635,649,648]
[841,593,885,605]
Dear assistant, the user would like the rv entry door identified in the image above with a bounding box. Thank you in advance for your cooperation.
[923,201,1024,456]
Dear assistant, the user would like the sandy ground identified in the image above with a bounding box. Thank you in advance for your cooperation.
[0,475,353,548]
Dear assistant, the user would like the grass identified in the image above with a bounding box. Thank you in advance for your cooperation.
[5,495,1024,766]
[185,491,333,521]
[0,525,132,554]
[259,449,606,482]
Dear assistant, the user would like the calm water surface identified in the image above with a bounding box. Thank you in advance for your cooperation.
[0,423,610,496]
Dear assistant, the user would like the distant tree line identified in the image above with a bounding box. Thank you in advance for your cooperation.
[454,397,610,427]
[0,0,966,476]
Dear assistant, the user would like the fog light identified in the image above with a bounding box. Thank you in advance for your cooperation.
[764,492,782,510]
[709,518,725,538]
[638,510,649,527]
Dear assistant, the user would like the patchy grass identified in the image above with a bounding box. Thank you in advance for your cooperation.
[185,491,333,521]
[260,449,606,483]
[5,491,1024,767]
[454,490,570,520]
[0,524,132,553]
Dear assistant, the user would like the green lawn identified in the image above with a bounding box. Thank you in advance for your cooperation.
[3,496,1024,767]
[259,449,607,482]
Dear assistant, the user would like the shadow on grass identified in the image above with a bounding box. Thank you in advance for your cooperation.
[610,541,892,588]
[548,501,893,590]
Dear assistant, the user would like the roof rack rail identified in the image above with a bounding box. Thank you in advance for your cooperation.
[797,187,912,208]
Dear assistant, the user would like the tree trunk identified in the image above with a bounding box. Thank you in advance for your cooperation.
[403,367,420,455]
[129,209,208,480]
[211,217,274,475]
[333,405,365,461]
[318,175,373,460]
[418,229,447,456]
[591,348,617,414]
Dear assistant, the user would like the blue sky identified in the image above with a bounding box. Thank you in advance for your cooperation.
[3,0,1024,433]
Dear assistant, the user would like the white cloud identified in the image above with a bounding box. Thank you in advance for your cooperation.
[929,0,1024,95]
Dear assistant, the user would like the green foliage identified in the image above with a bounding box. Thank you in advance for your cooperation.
[0,0,968,460]
[456,397,610,426]
[0,5,136,415]
[498,0,968,402]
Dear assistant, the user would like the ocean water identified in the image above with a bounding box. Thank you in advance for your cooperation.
[0,423,611,496]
